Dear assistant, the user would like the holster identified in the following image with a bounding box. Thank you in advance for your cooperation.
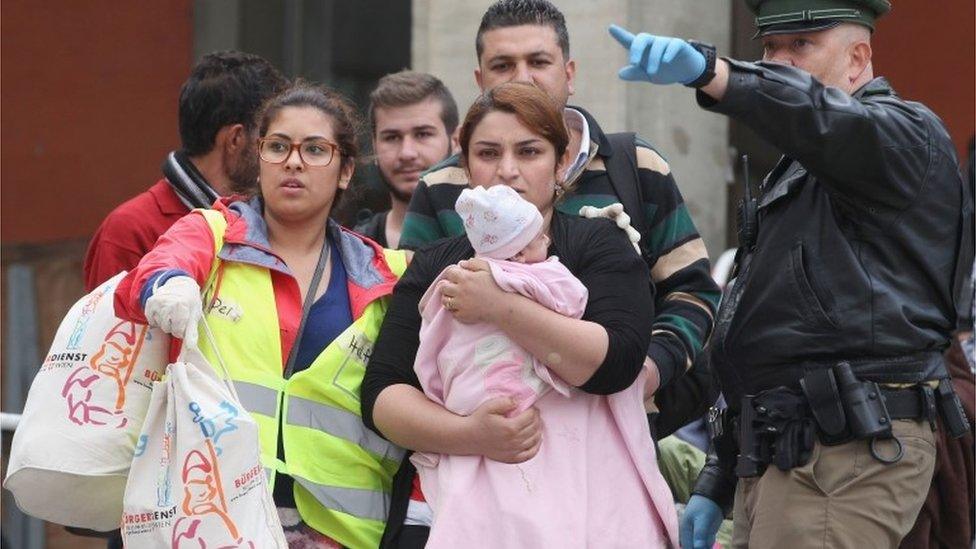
[736,389,816,476]
[801,363,970,442]
[718,360,971,484]
[936,377,971,438]
[799,367,848,443]
[691,406,738,516]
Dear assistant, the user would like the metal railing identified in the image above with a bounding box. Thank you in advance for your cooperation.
[4,264,44,549]
[1,412,21,432]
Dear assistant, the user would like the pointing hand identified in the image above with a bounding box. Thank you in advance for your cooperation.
[609,24,706,85]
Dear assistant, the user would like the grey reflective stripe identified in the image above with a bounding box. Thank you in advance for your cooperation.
[234,380,279,417]
[292,475,390,523]
[286,395,405,463]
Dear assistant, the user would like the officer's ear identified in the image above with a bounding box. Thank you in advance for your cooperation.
[845,27,873,89]
[849,42,871,77]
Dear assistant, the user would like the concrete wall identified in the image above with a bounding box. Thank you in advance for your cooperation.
[412,0,732,258]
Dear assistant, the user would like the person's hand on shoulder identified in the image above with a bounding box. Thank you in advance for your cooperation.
[609,24,706,85]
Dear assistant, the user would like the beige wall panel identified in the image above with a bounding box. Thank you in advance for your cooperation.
[412,0,732,258]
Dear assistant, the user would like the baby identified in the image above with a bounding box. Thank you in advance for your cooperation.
[413,184,587,418]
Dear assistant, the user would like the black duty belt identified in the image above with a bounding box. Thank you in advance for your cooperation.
[711,360,970,478]
[743,352,947,395]
[877,387,933,421]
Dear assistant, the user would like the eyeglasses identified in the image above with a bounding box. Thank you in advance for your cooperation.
[258,137,339,167]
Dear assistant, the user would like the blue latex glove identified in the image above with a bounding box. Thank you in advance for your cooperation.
[608,24,706,85]
[680,495,724,549]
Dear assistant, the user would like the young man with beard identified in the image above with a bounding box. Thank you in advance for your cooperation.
[83,51,285,291]
[355,71,458,249]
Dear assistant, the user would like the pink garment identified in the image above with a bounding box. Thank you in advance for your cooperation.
[413,257,679,548]
[415,257,584,416]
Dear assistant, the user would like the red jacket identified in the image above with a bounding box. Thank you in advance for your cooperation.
[114,197,401,368]
[84,180,190,292]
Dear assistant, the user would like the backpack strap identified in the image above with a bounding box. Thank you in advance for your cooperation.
[604,132,651,260]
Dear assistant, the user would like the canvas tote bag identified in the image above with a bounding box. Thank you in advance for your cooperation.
[5,271,169,530]
[121,322,286,548]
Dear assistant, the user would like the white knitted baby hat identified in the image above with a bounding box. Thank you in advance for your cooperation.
[455,185,544,259]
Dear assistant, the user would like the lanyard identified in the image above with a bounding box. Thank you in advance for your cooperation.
[283,235,332,378]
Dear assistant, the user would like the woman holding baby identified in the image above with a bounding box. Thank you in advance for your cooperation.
[362,82,678,548]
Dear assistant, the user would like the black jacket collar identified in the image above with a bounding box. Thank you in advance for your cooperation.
[854,77,894,99]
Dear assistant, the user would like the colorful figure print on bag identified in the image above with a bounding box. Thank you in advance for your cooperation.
[158,421,174,508]
[134,434,149,457]
[172,438,254,548]
[60,367,121,427]
[65,283,111,350]
[59,321,150,428]
[188,400,240,456]
[172,516,255,549]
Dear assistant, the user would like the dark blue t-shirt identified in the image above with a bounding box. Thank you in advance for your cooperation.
[292,241,353,373]
[275,240,354,507]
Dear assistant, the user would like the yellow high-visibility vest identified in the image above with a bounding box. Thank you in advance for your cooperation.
[195,209,406,549]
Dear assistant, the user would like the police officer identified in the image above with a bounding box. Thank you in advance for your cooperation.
[610,1,973,548]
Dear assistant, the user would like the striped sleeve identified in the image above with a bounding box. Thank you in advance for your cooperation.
[635,137,721,389]
[400,179,444,251]
[399,158,469,251]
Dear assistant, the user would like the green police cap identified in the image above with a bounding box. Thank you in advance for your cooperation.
[745,0,891,37]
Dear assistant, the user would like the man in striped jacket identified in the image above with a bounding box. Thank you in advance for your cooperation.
[400,0,720,420]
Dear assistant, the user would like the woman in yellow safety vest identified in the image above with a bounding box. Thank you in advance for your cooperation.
[116,82,408,548]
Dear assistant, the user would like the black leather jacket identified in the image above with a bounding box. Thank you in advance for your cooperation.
[693,60,972,506]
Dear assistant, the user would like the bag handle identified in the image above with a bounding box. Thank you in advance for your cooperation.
[177,208,241,402]
[175,315,242,405]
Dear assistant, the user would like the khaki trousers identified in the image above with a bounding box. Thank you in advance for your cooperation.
[731,419,936,549]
